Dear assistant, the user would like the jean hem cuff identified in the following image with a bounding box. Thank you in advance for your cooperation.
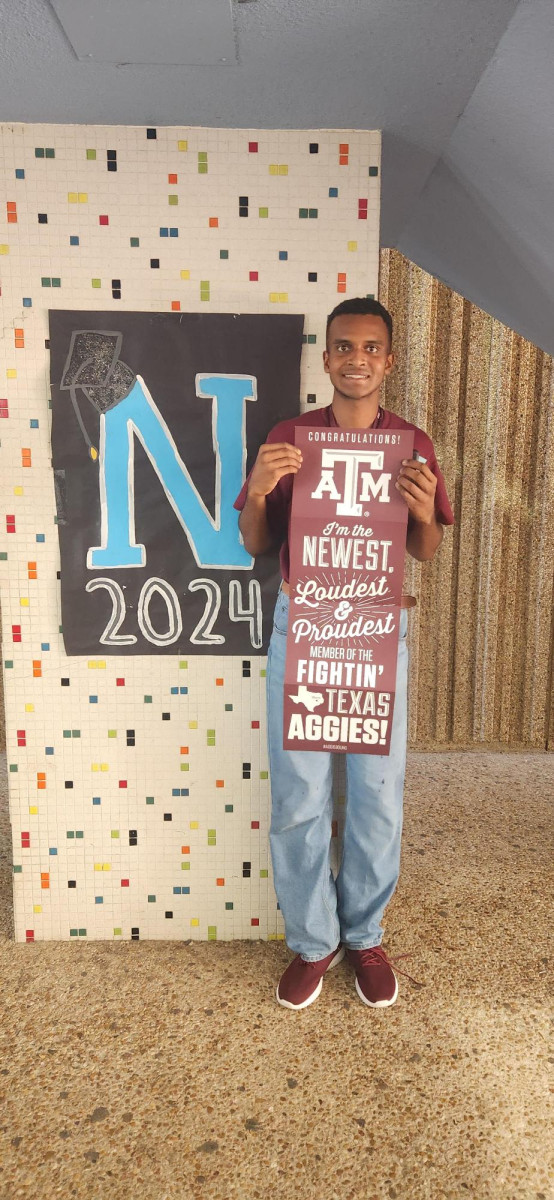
[300,955,332,963]
[342,940,382,951]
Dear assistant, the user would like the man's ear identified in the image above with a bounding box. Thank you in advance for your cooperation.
[322,349,330,374]
[385,350,395,375]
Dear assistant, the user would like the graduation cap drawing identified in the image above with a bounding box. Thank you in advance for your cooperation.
[59,330,136,460]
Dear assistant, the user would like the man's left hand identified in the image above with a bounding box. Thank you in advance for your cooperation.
[395,459,437,524]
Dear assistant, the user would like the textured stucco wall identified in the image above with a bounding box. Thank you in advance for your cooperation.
[381,249,554,750]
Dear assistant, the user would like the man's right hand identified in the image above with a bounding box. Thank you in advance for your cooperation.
[247,442,303,498]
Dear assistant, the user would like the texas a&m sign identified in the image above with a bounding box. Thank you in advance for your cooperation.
[284,426,414,754]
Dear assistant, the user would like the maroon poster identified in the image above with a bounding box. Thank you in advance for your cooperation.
[283,426,414,754]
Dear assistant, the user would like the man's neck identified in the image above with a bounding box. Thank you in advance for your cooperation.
[331,393,381,428]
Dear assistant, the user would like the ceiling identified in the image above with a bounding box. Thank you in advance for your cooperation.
[2,0,554,355]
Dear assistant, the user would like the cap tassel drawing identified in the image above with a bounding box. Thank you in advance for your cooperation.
[59,330,136,460]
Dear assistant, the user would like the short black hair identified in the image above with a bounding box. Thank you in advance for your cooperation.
[326,297,393,349]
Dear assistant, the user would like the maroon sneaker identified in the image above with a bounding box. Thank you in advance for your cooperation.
[347,946,398,1008]
[276,945,345,1010]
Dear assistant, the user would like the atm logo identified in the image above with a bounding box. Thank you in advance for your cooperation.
[310,448,391,516]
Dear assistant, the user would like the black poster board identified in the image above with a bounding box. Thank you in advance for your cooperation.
[49,311,304,655]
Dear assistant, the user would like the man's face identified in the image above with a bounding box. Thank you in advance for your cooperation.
[323,314,394,403]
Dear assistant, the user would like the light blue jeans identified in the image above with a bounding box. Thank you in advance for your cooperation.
[267,588,408,961]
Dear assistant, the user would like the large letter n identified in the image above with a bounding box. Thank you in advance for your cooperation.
[88,374,255,569]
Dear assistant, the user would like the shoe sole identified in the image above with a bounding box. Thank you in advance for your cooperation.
[355,973,398,1008]
[276,945,345,1010]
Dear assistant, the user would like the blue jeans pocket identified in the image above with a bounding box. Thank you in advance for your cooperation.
[272,588,289,635]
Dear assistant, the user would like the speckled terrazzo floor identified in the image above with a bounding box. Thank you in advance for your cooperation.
[0,751,552,1200]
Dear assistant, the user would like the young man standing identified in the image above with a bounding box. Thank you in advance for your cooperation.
[234,298,454,1011]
